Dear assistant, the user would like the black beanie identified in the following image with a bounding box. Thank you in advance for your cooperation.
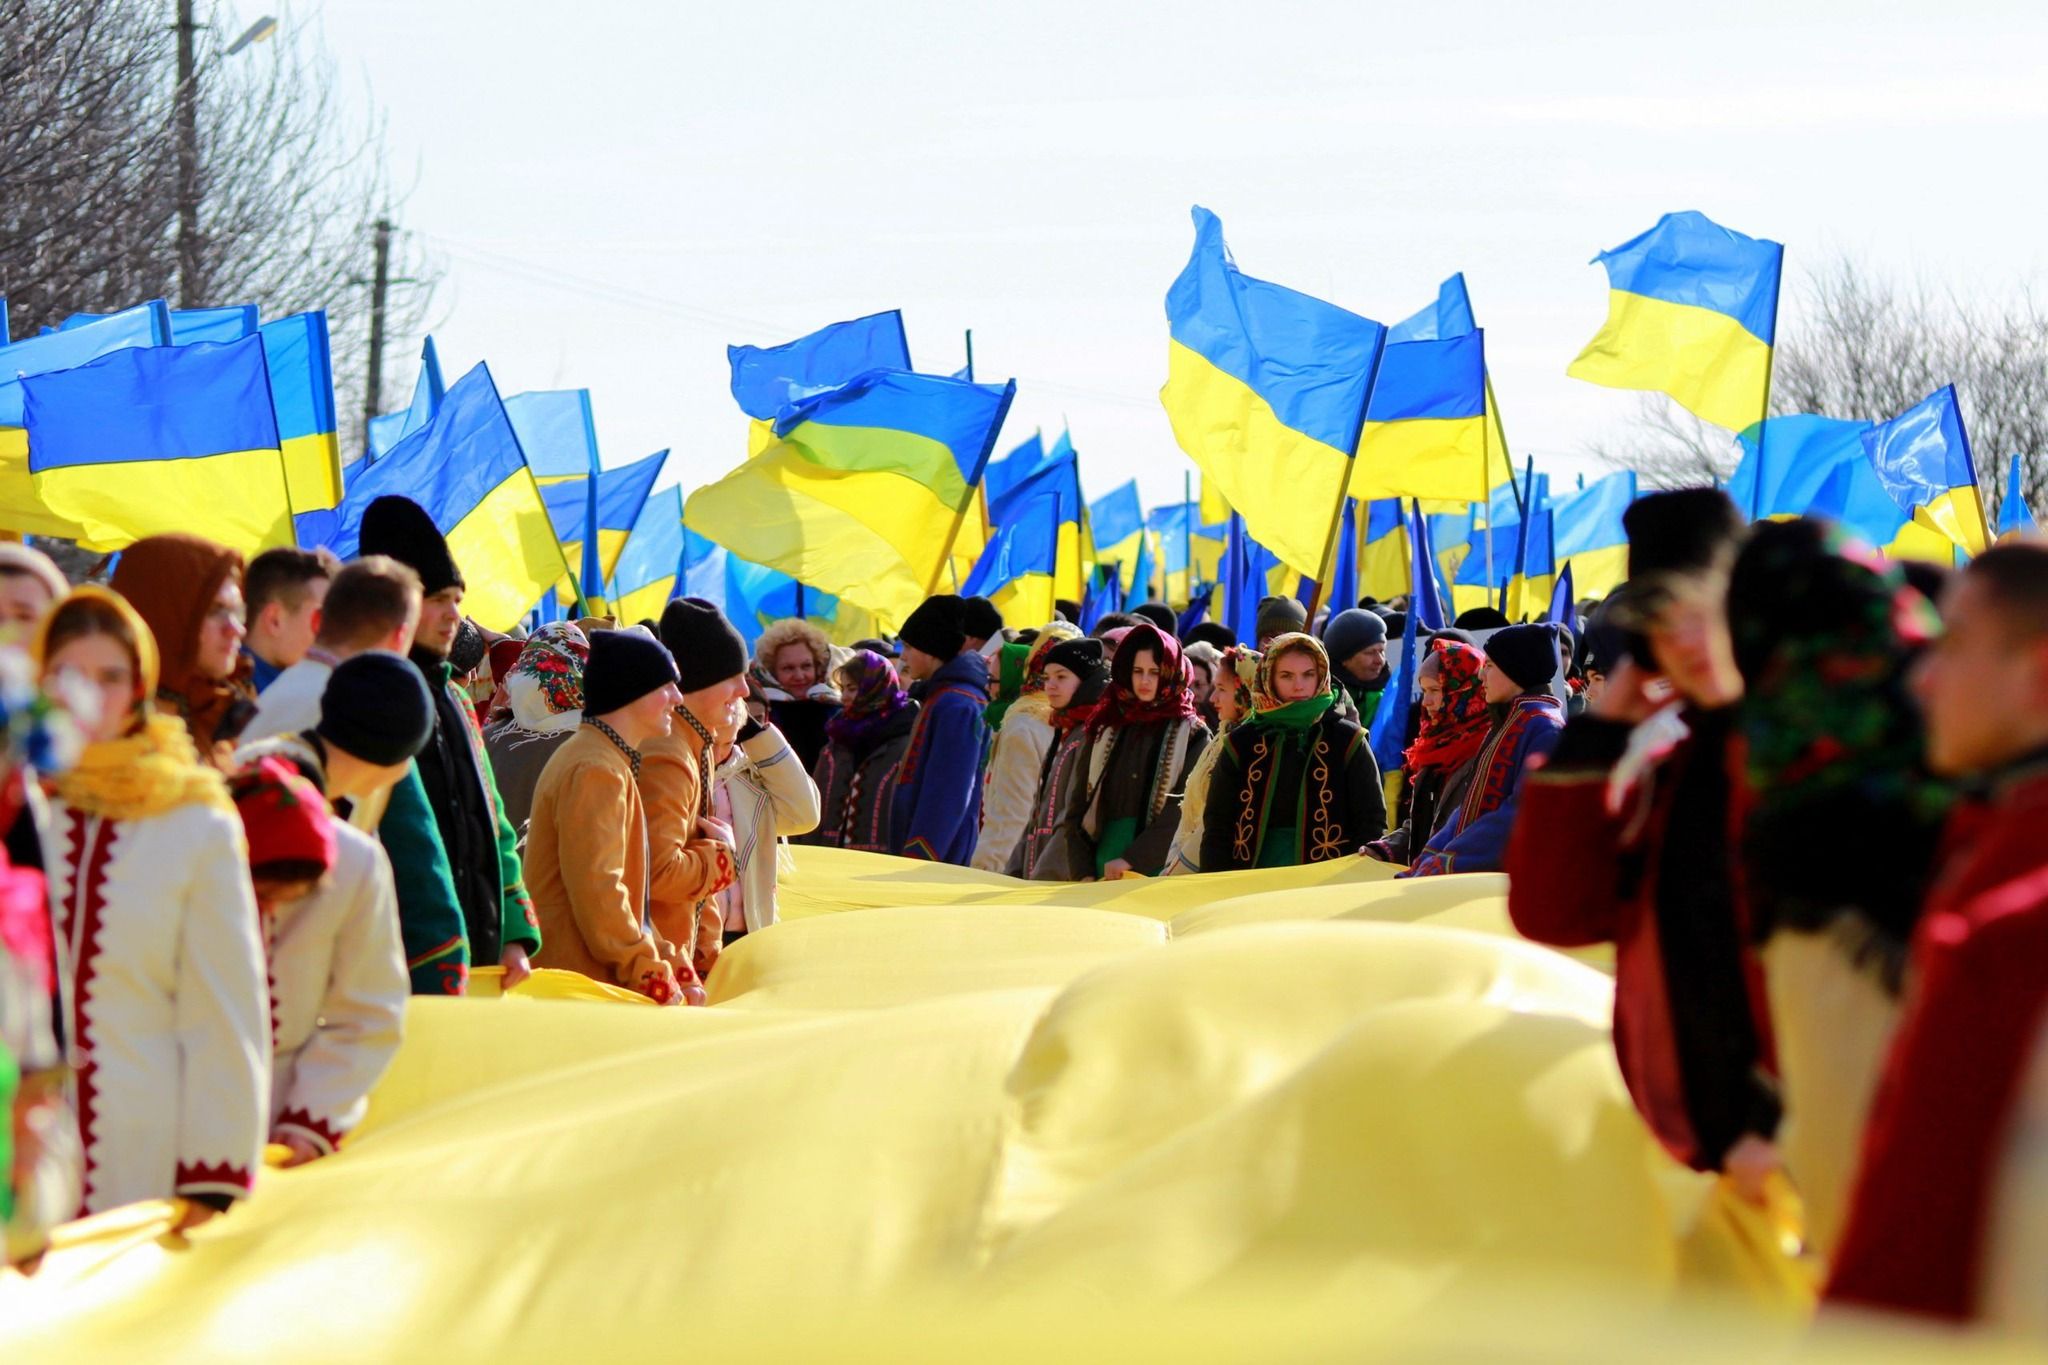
[659,597,749,693]
[1132,601,1176,635]
[962,595,1004,641]
[1453,606,1512,632]
[449,618,488,677]
[1182,620,1237,651]
[1255,594,1307,641]
[583,629,680,718]
[317,651,436,766]
[359,496,463,596]
[1042,635,1105,681]
[899,594,967,660]
[1485,622,1561,693]
[1624,488,1744,580]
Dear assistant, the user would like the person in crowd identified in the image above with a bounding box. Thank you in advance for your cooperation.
[527,628,701,1002]
[850,636,899,659]
[704,679,821,963]
[807,650,919,853]
[1090,611,1138,638]
[1131,601,1177,636]
[1168,644,1257,874]
[1183,620,1238,653]
[973,623,1079,872]
[110,532,254,759]
[1724,519,1952,1260]
[1506,489,1783,1198]
[37,587,267,1226]
[234,651,434,1161]
[1827,542,2048,1327]
[963,595,1006,660]
[1200,632,1383,871]
[1322,607,1391,726]
[358,496,541,991]
[1016,636,1111,878]
[1452,606,1511,634]
[481,623,591,839]
[1041,622,1208,879]
[645,597,747,989]
[1404,622,1565,877]
[890,594,992,864]
[1255,595,1307,649]
[1,813,73,1267]
[1363,638,1490,865]
[754,618,841,773]
[0,543,69,648]
[1183,639,1221,728]
[448,618,494,714]
[241,547,333,694]
[481,634,526,727]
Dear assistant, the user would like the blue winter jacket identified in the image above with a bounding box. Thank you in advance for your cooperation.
[889,651,992,864]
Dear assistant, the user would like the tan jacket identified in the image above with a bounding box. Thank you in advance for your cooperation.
[526,726,690,1001]
[639,719,739,964]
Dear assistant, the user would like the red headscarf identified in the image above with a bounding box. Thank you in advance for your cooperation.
[1088,623,1198,733]
[1403,638,1491,776]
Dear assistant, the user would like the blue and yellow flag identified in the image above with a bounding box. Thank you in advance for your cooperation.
[608,484,684,627]
[1549,471,1636,599]
[0,302,170,538]
[1506,496,1555,622]
[506,388,602,601]
[258,313,344,536]
[685,369,1015,632]
[1146,504,1225,607]
[1089,480,1146,590]
[1861,385,1989,556]
[367,336,445,462]
[1162,207,1386,576]
[729,311,910,420]
[545,449,669,605]
[965,444,1084,625]
[305,363,573,631]
[1358,498,1409,602]
[1728,414,1951,561]
[23,335,293,552]
[1568,211,1783,433]
[2000,454,2038,541]
[984,432,1046,507]
[1351,331,1493,503]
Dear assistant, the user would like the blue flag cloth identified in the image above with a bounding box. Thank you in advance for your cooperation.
[1367,603,1418,775]
[367,336,446,462]
[1860,385,1987,554]
[1326,499,1359,615]
[2001,453,2039,539]
[1545,563,1579,631]
[728,311,911,420]
[1408,501,1447,632]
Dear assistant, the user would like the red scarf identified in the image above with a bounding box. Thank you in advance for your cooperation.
[1088,624,1198,733]
[1404,638,1491,776]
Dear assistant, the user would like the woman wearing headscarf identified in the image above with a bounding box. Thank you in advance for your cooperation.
[1363,638,1490,865]
[1015,637,1111,878]
[37,588,268,1227]
[1167,645,1257,874]
[1041,623,1208,880]
[108,533,255,762]
[482,622,591,839]
[806,650,919,853]
[973,623,1079,873]
[1726,518,1952,1260]
[1199,633,1382,872]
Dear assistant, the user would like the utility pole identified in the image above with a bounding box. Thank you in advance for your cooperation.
[364,217,392,436]
[175,0,202,306]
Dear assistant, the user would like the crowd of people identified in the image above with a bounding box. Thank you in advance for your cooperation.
[0,485,2044,1333]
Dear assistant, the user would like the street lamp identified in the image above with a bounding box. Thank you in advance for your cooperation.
[223,16,279,56]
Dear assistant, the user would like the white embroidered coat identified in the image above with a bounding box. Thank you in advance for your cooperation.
[48,798,269,1215]
[971,700,1056,874]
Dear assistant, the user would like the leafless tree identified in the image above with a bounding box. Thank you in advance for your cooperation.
[1591,255,2048,526]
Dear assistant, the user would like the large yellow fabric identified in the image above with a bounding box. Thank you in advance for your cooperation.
[12,848,1992,1361]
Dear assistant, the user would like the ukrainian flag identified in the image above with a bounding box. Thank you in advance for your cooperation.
[0,302,170,539]
[1505,500,1555,622]
[1146,504,1225,607]
[542,448,669,608]
[966,442,1085,625]
[1568,211,1783,433]
[731,310,911,459]
[1378,275,1516,502]
[367,336,445,462]
[23,335,294,553]
[1162,207,1386,577]
[684,369,1016,632]
[304,363,573,631]
[259,313,344,535]
[1358,498,1409,602]
[1862,385,1989,556]
[1726,414,1953,563]
[1218,512,1287,642]
[1089,480,1146,590]
[984,431,1046,507]
[2000,454,2039,541]
[1351,332,1493,503]
[1550,472,1636,599]
[1455,477,1547,616]
[609,485,685,627]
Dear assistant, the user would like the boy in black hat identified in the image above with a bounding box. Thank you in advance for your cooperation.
[890,594,991,863]
[358,495,542,990]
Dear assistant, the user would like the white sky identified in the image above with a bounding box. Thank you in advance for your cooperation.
[306,0,2047,513]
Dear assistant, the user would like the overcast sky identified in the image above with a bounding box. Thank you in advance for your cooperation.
[309,0,2046,512]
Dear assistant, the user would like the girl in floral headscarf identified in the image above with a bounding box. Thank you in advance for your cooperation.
[806,649,918,853]
[1364,637,1489,864]
[482,622,590,837]
[1200,631,1383,871]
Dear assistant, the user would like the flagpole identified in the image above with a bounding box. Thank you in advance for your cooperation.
[1182,469,1194,605]
[1752,248,1784,522]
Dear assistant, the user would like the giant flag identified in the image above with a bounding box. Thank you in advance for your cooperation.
[24,335,293,552]
[1162,207,1387,576]
[1568,211,1783,433]
[303,363,572,631]
[1861,385,1989,556]
[684,369,1016,631]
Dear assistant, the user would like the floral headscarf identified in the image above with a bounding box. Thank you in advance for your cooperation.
[1089,623,1197,733]
[505,623,589,736]
[1214,644,1258,730]
[1246,632,1337,736]
[825,649,911,755]
[1404,638,1490,776]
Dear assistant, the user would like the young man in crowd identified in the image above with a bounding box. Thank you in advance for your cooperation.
[1254,595,1307,649]
[1322,607,1390,725]
[358,496,541,991]
[645,597,747,990]
[528,629,700,1002]
[1827,542,2048,1327]
[242,547,334,693]
[109,532,254,757]
[962,595,1005,660]
[890,593,991,864]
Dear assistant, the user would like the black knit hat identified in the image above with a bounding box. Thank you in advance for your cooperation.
[583,628,680,718]
[449,618,488,677]
[1182,620,1237,651]
[1132,601,1177,635]
[1485,622,1562,693]
[658,597,749,694]
[1453,606,1511,632]
[358,496,462,595]
[1042,635,1105,681]
[1624,488,1744,581]
[899,594,967,660]
[317,650,436,766]
[962,595,1004,641]
[1255,594,1307,641]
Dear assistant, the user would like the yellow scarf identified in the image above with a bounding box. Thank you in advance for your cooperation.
[56,713,232,821]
